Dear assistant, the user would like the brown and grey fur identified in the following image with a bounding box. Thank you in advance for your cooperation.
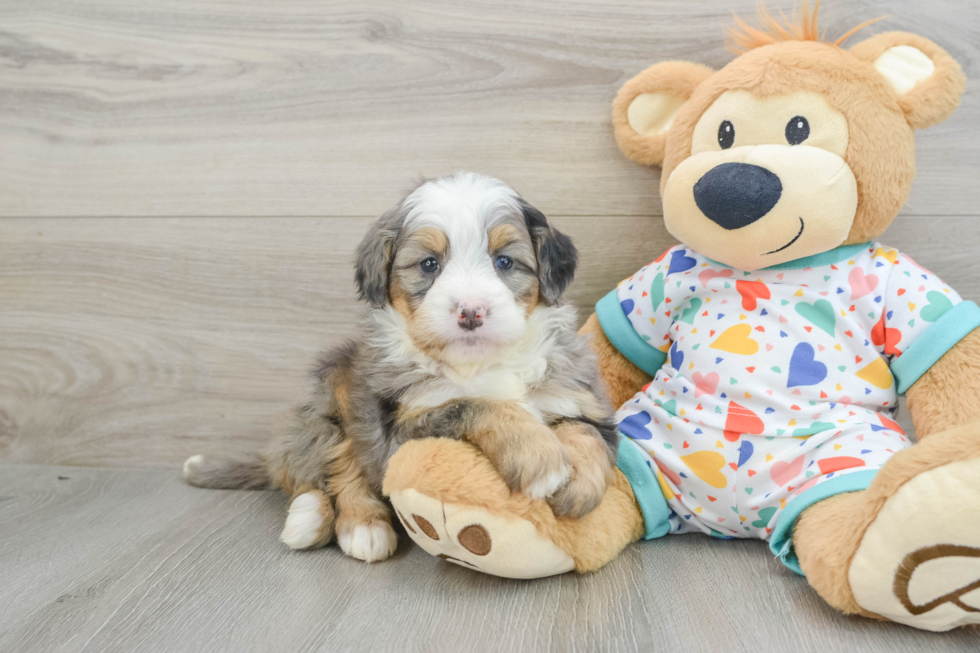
[184,172,617,561]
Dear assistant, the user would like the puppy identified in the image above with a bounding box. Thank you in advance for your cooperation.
[184,172,617,563]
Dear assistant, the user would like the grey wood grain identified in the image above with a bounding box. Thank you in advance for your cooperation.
[0,0,976,218]
[0,214,665,466]
[1,463,978,653]
[1,215,975,466]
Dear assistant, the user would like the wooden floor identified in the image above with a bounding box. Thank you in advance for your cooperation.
[1,0,979,650]
[3,463,979,653]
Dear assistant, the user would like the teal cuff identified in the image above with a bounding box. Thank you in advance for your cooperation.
[769,469,879,576]
[616,435,671,540]
[892,300,980,395]
[595,289,667,377]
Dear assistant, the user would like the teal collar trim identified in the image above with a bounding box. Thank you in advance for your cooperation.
[706,242,871,271]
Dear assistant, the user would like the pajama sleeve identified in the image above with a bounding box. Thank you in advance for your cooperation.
[594,245,682,376]
[879,248,980,394]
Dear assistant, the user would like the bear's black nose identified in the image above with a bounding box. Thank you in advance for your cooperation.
[693,162,782,230]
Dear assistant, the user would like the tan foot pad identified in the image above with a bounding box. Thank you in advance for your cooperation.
[389,488,575,579]
[850,458,980,631]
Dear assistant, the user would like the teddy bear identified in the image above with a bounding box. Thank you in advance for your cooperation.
[382,4,980,632]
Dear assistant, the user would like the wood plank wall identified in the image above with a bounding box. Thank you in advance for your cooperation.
[1,0,977,467]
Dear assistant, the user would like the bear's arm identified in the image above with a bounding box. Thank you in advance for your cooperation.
[579,312,652,409]
[905,327,980,439]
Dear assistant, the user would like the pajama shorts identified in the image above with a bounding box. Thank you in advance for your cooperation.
[614,400,912,574]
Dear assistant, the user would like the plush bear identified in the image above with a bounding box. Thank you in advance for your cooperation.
[383,5,980,631]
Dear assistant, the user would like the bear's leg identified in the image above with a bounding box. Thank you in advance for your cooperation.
[793,421,980,631]
[384,438,645,579]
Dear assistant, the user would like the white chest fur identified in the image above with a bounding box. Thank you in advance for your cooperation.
[382,305,581,421]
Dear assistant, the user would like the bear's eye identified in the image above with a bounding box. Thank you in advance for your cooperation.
[785,115,810,145]
[718,120,735,149]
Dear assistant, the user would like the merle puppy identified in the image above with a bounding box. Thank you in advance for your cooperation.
[184,172,617,563]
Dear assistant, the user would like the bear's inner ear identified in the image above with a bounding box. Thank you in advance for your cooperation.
[850,32,966,130]
[627,93,687,139]
[613,61,714,168]
[873,45,935,96]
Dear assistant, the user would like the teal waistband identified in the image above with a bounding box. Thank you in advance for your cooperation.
[616,435,672,540]
[595,289,667,377]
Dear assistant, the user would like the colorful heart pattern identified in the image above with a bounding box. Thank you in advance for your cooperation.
[692,371,719,398]
[856,357,893,390]
[848,267,878,300]
[648,273,665,311]
[723,401,764,442]
[679,297,702,324]
[871,313,902,356]
[612,242,966,542]
[921,290,953,323]
[770,455,805,487]
[795,299,836,336]
[710,324,759,355]
[736,279,771,311]
[680,451,728,489]
[787,343,827,388]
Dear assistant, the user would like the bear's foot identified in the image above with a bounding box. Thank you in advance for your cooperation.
[849,455,980,631]
[383,438,645,579]
[796,422,980,631]
[391,487,576,578]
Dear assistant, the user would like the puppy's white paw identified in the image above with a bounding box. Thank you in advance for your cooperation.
[338,522,398,563]
[281,492,326,550]
[183,454,204,480]
[523,465,570,500]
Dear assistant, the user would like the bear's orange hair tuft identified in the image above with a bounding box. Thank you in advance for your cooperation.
[726,1,886,53]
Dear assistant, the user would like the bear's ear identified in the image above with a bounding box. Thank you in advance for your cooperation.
[613,61,714,167]
[850,32,966,130]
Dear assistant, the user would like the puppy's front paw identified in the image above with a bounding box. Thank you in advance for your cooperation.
[337,521,398,563]
[547,460,611,518]
[523,462,571,501]
[495,434,571,501]
[547,422,615,518]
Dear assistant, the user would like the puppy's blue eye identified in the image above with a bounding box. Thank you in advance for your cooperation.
[495,255,513,271]
[420,257,440,273]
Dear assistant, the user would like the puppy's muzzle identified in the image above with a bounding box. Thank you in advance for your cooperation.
[455,303,486,331]
[693,162,783,230]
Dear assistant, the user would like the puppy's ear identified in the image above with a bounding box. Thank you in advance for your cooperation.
[613,61,714,167]
[851,32,966,130]
[520,200,577,305]
[354,205,404,308]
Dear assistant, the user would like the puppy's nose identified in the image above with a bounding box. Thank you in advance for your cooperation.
[693,162,782,230]
[455,304,486,331]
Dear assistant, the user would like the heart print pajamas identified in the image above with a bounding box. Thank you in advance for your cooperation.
[595,242,980,573]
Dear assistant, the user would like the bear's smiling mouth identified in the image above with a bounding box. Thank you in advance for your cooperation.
[765,217,805,255]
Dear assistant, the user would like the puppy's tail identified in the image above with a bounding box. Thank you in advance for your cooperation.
[182,452,270,490]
